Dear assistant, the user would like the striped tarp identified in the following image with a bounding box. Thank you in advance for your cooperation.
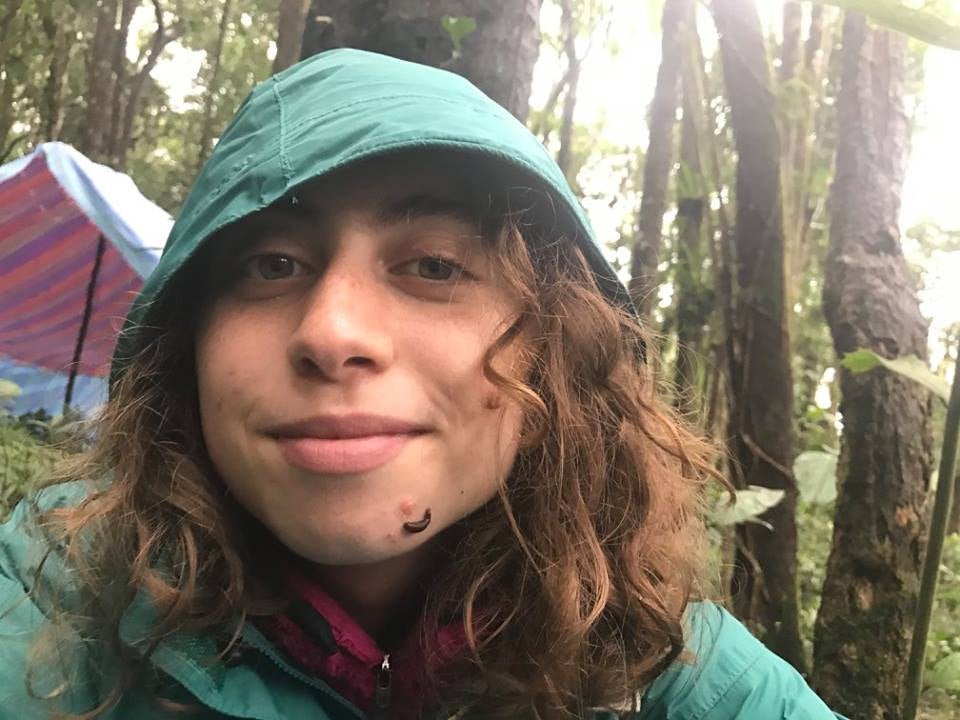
[0,143,170,415]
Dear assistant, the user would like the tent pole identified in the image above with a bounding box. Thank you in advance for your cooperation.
[64,233,107,414]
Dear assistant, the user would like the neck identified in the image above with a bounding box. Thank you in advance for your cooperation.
[306,542,443,648]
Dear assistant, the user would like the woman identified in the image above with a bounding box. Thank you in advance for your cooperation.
[0,49,842,719]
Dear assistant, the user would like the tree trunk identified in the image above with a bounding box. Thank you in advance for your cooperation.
[628,0,692,320]
[197,0,233,173]
[806,4,825,69]
[0,0,25,148]
[273,0,310,74]
[711,0,806,673]
[117,0,184,171]
[554,0,580,180]
[781,4,839,312]
[671,10,709,418]
[40,5,76,142]
[949,470,960,535]
[0,0,23,56]
[780,2,802,83]
[531,64,571,142]
[671,159,706,416]
[950,327,960,536]
[105,0,137,163]
[81,0,119,161]
[812,14,932,719]
[299,0,542,122]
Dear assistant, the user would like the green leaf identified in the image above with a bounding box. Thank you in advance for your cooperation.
[440,16,477,54]
[816,0,960,50]
[927,652,960,691]
[794,449,839,505]
[840,348,883,374]
[841,349,951,403]
[711,486,786,528]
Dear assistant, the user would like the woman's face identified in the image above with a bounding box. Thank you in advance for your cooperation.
[195,157,524,567]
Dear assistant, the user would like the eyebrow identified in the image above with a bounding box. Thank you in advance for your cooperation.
[234,201,316,241]
[373,193,481,228]
[234,192,482,247]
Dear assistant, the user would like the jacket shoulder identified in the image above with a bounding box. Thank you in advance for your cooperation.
[0,482,99,718]
[639,602,845,720]
[0,481,92,593]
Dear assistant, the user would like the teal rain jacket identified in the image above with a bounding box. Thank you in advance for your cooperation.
[1,50,844,719]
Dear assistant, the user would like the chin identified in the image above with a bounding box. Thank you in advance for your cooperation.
[280,525,430,567]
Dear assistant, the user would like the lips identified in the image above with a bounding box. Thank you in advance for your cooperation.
[265,414,429,474]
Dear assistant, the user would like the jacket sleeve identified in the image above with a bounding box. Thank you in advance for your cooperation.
[639,602,847,720]
[0,491,99,719]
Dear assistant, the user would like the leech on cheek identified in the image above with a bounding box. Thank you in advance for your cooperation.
[402,508,431,534]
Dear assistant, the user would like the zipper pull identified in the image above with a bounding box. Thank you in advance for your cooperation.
[375,653,392,718]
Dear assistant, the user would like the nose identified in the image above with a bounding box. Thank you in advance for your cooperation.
[286,258,394,382]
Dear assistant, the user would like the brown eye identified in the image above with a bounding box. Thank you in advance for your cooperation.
[395,256,467,282]
[242,254,306,280]
[418,257,458,280]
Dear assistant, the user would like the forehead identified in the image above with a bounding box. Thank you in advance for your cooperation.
[289,150,506,223]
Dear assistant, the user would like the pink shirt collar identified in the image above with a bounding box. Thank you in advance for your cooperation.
[265,565,469,718]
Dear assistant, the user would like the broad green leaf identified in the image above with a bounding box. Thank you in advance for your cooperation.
[794,449,839,505]
[0,379,21,402]
[816,0,960,50]
[927,652,960,691]
[711,486,785,528]
[440,16,477,54]
[840,348,882,374]
[841,349,950,403]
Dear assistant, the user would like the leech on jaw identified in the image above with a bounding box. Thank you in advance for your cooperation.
[403,508,431,534]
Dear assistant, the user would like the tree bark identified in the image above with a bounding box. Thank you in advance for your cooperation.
[105,0,138,163]
[273,0,310,74]
[197,0,233,173]
[0,0,24,76]
[531,64,571,142]
[117,0,184,171]
[671,9,709,418]
[949,470,960,535]
[81,0,119,160]
[683,18,732,442]
[628,0,693,320]
[299,0,542,122]
[40,4,76,142]
[711,0,806,673]
[0,0,26,150]
[780,1,802,83]
[806,4,825,69]
[812,14,932,719]
[671,138,706,416]
[555,0,580,180]
[781,4,839,310]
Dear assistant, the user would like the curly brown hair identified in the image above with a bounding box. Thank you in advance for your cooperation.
[26,202,721,719]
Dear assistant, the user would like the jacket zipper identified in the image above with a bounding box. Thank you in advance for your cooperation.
[374,653,393,719]
[239,624,366,719]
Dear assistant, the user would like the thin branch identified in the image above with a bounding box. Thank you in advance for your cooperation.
[118,0,185,169]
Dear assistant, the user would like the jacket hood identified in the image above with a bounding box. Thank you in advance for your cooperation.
[110,48,632,381]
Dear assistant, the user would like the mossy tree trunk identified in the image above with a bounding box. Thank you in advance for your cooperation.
[812,13,933,719]
[711,0,807,673]
[671,22,711,418]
